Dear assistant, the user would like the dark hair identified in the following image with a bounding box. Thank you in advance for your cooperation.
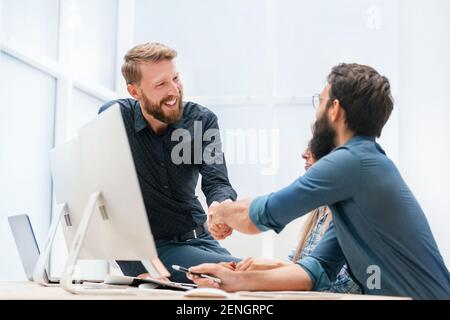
[327,63,393,137]
[308,116,336,161]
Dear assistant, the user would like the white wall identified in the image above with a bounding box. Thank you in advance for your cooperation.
[398,0,450,267]
[0,0,57,279]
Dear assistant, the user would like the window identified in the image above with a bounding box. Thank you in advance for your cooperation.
[59,0,118,90]
[1,0,59,59]
[0,53,56,279]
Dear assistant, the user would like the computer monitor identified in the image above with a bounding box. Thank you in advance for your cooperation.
[32,137,105,286]
[49,138,103,258]
[49,104,168,293]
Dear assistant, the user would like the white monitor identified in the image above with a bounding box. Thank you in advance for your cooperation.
[77,103,158,260]
[49,138,103,257]
[33,138,112,286]
[46,104,168,292]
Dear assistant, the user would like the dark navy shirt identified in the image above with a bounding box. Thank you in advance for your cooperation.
[250,135,450,299]
[99,99,237,240]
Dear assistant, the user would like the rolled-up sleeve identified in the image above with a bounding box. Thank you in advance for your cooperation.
[249,194,272,232]
[298,223,346,291]
[298,257,332,292]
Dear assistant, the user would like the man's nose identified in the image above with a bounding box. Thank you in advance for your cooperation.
[168,81,180,96]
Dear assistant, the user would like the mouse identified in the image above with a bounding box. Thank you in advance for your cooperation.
[183,287,230,298]
[138,283,159,290]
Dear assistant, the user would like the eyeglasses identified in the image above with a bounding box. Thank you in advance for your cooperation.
[312,93,330,110]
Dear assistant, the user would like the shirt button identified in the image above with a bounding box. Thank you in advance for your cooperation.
[163,185,169,189]
[160,162,165,167]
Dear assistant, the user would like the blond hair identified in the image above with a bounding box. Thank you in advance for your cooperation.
[121,42,177,85]
[292,207,332,262]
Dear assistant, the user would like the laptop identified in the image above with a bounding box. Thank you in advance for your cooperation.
[8,214,87,285]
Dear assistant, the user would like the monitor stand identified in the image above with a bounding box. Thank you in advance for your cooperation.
[33,202,69,286]
[59,191,169,294]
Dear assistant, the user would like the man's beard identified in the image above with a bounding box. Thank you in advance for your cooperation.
[310,113,337,161]
[141,91,184,124]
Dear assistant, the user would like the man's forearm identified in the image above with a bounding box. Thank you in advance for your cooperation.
[221,198,260,234]
[234,264,313,291]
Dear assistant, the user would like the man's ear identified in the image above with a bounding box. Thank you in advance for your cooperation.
[127,84,141,100]
[328,99,344,123]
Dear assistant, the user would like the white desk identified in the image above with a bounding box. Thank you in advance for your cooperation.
[0,281,410,300]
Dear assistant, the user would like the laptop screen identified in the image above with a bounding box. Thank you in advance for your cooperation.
[8,214,41,281]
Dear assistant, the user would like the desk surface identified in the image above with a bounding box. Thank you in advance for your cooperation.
[0,281,410,300]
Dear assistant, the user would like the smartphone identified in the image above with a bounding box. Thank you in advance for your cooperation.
[172,265,222,284]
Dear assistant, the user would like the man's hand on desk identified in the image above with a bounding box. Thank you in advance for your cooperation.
[207,200,233,240]
[235,257,290,271]
[187,263,243,292]
[188,262,314,292]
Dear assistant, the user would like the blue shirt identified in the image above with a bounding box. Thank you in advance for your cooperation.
[250,135,450,299]
[287,207,361,294]
[99,99,237,240]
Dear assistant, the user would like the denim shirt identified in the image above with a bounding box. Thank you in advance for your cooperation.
[250,135,450,299]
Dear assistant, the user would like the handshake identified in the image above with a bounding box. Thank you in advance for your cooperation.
[207,199,234,240]
[206,198,256,240]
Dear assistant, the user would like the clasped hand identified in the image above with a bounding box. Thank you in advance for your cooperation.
[207,199,233,240]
